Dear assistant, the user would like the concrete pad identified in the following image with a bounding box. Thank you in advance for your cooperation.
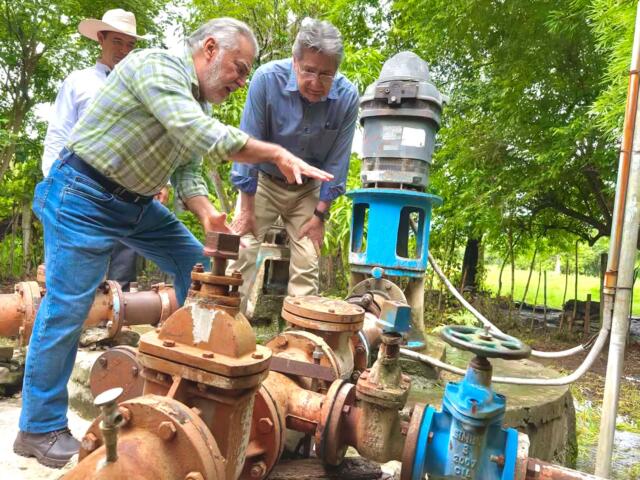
[0,396,90,480]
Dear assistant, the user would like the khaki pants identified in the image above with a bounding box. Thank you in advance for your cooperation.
[228,174,320,302]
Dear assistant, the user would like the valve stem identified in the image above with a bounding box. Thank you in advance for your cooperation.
[94,387,124,463]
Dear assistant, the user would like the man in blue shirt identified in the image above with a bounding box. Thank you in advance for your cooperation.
[229,18,358,300]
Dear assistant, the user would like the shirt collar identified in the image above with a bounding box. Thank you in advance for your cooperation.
[176,44,203,101]
[95,62,111,76]
[285,59,340,101]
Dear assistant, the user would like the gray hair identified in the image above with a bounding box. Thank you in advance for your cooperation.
[187,17,258,58]
[292,17,343,66]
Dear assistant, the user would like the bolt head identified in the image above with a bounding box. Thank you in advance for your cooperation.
[202,352,214,359]
[158,421,177,441]
[252,352,264,360]
[98,356,108,368]
[249,461,267,478]
[185,472,204,480]
[162,340,176,348]
[131,366,139,377]
[119,406,132,425]
[81,433,98,452]
[257,417,274,434]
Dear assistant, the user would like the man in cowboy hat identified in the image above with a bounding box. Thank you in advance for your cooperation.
[14,17,331,468]
[41,9,152,294]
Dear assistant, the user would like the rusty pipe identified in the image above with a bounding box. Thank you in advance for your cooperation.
[0,282,177,341]
[526,458,605,480]
[0,292,26,337]
[261,371,324,434]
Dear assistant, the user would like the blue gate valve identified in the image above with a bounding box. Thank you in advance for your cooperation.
[405,326,531,480]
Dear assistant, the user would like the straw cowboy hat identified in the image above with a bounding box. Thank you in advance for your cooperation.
[78,9,147,42]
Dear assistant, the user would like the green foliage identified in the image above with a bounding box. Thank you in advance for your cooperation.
[323,154,361,268]
[390,0,632,270]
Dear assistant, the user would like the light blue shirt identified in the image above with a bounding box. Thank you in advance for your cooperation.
[41,62,111,176]
[231,58,359,202]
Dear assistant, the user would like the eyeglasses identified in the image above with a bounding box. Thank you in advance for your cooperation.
[296,63,336,86]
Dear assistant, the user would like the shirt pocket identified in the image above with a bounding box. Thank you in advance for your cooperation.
[310,127,340,162]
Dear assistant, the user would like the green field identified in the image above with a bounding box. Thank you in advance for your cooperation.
[483,264,640,316]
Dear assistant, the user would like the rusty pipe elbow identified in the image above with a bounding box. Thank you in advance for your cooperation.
[345,400,406,463]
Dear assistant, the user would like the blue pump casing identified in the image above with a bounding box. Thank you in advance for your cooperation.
[347,188,442,277]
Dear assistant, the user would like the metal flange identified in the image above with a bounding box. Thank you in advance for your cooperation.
[239,385,286,480]
[315,380,356,466]
[15,281,42,345]
[90,346,144,402]
[282,296,364,332]
[400,403,427,480]
[74,395,225,480]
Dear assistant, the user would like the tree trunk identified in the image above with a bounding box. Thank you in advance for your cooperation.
[562,257,569,307]
[529,263,543,331]
[461,237,480,292]
[497,254,508,298]
[573,240,579,318]
[519,241,539,312]
[543,270,548,330]
[21,199,33,275]
[508,230,516,322]
[9,208,17,279]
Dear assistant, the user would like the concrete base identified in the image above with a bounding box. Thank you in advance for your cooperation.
[408,335,577,466]
[68,350,102,420]
[0,396,89,479]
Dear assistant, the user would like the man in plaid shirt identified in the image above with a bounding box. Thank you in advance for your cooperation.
[15,17,332,468]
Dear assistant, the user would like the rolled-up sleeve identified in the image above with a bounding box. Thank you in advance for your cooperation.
[319,90,359,202]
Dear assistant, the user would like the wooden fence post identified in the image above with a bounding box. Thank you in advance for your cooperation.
[584,293,591,337]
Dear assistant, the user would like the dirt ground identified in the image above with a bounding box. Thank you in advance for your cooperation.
[0,396,90,480]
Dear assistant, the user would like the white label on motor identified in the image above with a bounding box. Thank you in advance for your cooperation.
[382,125,403,141]
[401,127,426,147]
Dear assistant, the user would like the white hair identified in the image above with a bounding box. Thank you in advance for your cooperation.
[292,17,343,66]
[187,17,258,57]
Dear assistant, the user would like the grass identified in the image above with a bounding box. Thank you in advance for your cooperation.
[483,264,640,316]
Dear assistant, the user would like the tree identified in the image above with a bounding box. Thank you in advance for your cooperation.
[389,0,631,256]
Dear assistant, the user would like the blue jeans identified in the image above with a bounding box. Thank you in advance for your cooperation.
[20,156,207,433]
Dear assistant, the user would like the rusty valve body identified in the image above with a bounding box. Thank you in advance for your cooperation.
[73,232,272,480]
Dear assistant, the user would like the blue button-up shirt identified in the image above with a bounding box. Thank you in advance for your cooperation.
[231,58,359,202]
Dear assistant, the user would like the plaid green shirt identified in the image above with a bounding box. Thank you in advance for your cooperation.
[68,47,249,198]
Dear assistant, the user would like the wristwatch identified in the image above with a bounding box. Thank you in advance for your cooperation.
[313,208,329,222]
